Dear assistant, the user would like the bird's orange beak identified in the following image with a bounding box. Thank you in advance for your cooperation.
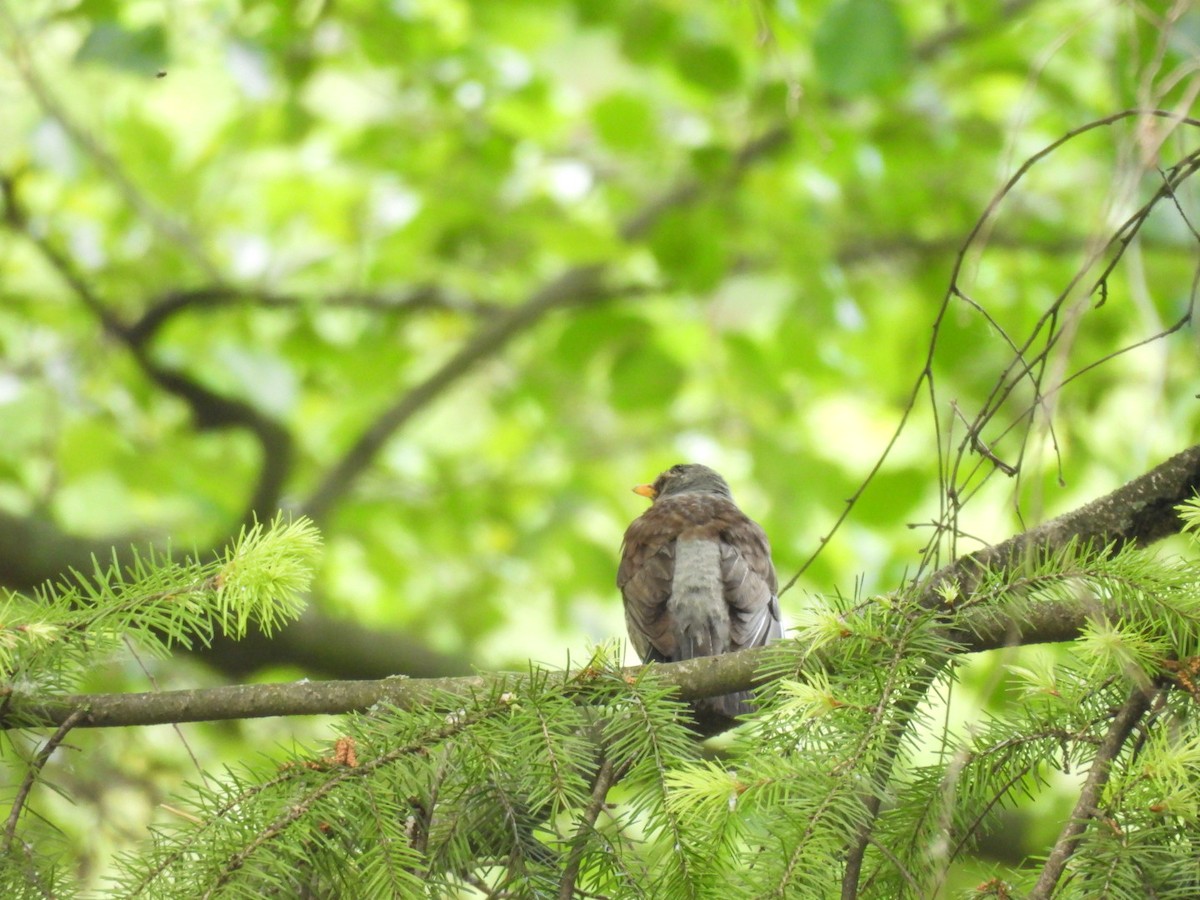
[632,483,657,499]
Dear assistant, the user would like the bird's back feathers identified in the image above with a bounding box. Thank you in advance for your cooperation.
[618,482,780,718]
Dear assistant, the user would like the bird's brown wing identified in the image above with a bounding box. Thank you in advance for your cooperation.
[717,514,781,651]
[617,511,678,662]
[620,494,780,661]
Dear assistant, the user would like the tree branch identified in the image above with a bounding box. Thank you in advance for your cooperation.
[302,263,607,521]
[0,653,747,730]
[839,443,1200,894]
[199,607,471,681]
[0,171,295,524]
[1029,685,1154,899]
[557,753,628,900]
[2,709,85,850]
[928,441,1200,612]
[4,443,1196,732]
[302,126,790,521]
[126,284,501,346]
[0,597,1164,730]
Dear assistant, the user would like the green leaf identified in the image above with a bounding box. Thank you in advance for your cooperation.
[65,0,120,18]
[814,0,908,95]
[674,40,742,94]
[648,208,728,292]
[553,311,644,373]
[690,144,733,177]
[852,466,926,525]
[592,92,656,151]
[74,22,168,75]
[609,340,684,412]
[619,5,678,64]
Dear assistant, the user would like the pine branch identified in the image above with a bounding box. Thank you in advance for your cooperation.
[5,444,1197,732]
[841,439,1200,897]
[928,443,1200,612]
[1029,685,1155,899]
[1,709,84,852]
[557,754,625,900]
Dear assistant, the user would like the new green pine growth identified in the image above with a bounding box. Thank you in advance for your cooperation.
[1176,494,1200,535]
[1129,729,1200,819]
[215,514,323,638]
[0,515,319,691]
[1078,615,1168,684]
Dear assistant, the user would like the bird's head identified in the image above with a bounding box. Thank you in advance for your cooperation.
[633,463,733,502]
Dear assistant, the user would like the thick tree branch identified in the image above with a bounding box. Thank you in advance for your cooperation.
[928,441,1200,612]
[0,597,1150,730]
[199,607,471,680]
[0,651,751,730]
[0,511,139,594]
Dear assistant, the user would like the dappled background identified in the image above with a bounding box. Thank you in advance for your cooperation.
[1,0,1199,887]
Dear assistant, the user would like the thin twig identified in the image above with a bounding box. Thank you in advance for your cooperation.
[2,708,85,851]
[1028,686,1154,899]
[782,110,1200,599]
[558,754,628,900]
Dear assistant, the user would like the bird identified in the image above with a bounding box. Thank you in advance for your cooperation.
[617,463,781,719]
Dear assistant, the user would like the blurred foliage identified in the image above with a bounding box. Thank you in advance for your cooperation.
[0,0,1199,890]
